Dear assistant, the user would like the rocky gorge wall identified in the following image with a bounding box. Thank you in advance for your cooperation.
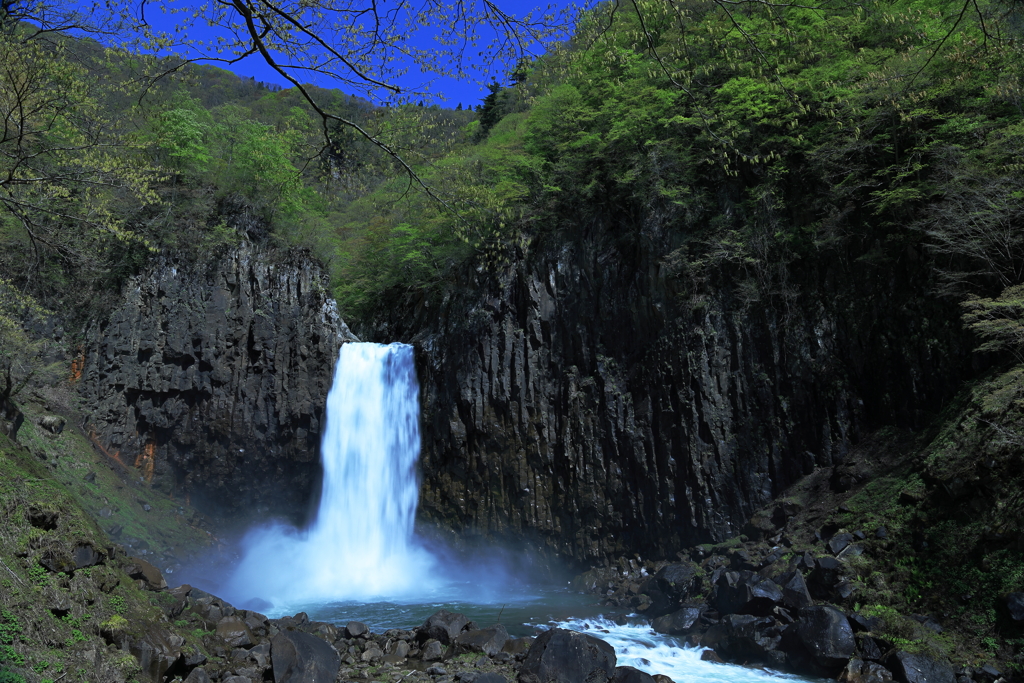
[365,220,973,565]
[79,242,357,523]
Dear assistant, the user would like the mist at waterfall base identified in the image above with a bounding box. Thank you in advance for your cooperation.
[217,342,542,622]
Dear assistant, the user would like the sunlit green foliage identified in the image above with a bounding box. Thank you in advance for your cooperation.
[332,0,1024,320]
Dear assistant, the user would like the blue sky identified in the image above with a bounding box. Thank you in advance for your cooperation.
[126,0,578,110]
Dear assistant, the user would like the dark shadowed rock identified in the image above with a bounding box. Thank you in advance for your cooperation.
[272,629,340,683]
[829,533,855,555]
[848,613,883,633]
[27,507,58,530]
[455,624,509,656]
[809,557,844,599]
[613,666,655,683]
[857,635,884,661]
[716,571,783,616]
[775,571,813,610]
[1007,593,1024,622]
[652,606,706,635]
[183,668,211,683]
[653,562,702,601]
[518,628,616,683]
[708,614,783,663]
[889,652,955,683]
[346,621,369,638]
[798,605,856,669]
[423,610,472,645]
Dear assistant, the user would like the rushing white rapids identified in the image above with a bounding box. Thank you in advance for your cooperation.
[549,618,819,683]
[225,342,440,605]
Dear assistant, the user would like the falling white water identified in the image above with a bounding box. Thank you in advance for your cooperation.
[224,342,440,606]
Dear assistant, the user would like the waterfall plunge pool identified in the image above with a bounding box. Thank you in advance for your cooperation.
[198,343,818,683]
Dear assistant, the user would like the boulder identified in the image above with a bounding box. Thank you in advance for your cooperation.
[797,605,855,669]
[271,629,341,683]
[1007,593,1024,622]
[455,624,509,657]
[503,636,534,657]
[518,628,616,683]
[808,557,843,599]
[216,615,254,648]
[888,652,955,683]
[840,659,895,683]
[848,613,883,633]
[715,571,783,616]
[829,533,855,555]
[422,640,445,661]
[653,562,702,601]
[128,625,184,683]
[477,674,509,683]
[163,584,192,619]
[183,668,211,683]
[707,614,783,664]
[346,621,369,637]
[775,571,813,610]
[39,415,65,434]
[856,635,884,661]
[613,667,655,683]
[125,558,167,591]
[361,645,383,662]
[651,606,705,635]
[422,609,471,645]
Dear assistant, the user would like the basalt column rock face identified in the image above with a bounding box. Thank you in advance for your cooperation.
[80,243,357,522]
[367,226,970,564]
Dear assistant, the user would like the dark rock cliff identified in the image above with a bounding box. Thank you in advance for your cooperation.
[365,224,972,564]
[80,242,356,523]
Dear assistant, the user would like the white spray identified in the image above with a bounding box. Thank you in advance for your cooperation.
[225,342,440,605]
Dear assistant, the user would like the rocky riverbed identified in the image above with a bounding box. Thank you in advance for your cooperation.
[133,564,677,683]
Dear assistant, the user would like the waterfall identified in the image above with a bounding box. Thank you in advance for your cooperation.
[225,342,439,606]
[312,342,422,577]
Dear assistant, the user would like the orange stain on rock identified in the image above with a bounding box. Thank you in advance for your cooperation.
[135,441,156,483]
[69,348,85,383]
[89,430,125,466]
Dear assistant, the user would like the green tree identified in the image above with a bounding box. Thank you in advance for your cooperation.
[150,105,212,178]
